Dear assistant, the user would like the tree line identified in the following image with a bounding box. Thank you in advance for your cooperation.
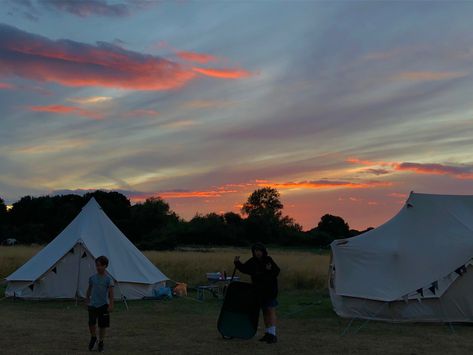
[0,188,372,249]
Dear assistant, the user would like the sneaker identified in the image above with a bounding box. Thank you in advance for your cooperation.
[266,334,278,344]
[88,336,97,351]
[98,341,104,352]
[259,333,271,342]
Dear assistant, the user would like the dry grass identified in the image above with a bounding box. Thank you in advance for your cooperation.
[0,293,472,354]
[0,246,330,291]
[1,246,472,354]
[145,248,330,290]
[0,245,40,280]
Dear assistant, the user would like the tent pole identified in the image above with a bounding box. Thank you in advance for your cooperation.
[341,301,389,336]
[113,278,129,311]
[353,302,389,335]
[340,317,356,336]
[74,244,82,306]
[439,296,455,334]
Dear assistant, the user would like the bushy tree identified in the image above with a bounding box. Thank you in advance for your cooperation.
[0,197,6,222]
[129,197,179,244]
[316,214,350,239]
[242,187,283,219]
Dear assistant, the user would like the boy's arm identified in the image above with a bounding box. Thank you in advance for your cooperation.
[108,285,114,311]
[85,283,91,306]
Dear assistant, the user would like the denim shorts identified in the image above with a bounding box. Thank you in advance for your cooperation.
[261,298,278,310]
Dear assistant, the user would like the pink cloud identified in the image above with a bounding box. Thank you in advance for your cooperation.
[29,104,104,120]
[176,51,217,64]
[123,109,159,117]
[0,24,252,91]
[0,82,14,89]
[347,157,473,180]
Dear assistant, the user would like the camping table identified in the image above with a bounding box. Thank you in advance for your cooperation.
[196,285,221,300]
[196,274,240,300]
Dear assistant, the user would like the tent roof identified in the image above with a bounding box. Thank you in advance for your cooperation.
[331,192,473,302]
[6,198,168,284]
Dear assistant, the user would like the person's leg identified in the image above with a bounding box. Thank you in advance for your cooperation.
[263,308,271,329]
[88,308,98,350]
[98,327,106,341]
[89,325,97,337]
[265,307,278,343]
[259,308,271,341]
[267,307,277,328]
[98,328,105,352]
[97,305,109,352]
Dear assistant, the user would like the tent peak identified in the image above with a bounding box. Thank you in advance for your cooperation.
[83,197,102,210]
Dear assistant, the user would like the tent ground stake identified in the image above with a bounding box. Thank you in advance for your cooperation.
[341,318,356,336]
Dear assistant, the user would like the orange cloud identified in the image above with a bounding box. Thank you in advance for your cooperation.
[129,188,238,202]
[193,67,251,79]
[388,192,408,198]
[29,104,104,120]
[256,179,391,190]
[176,51,217,63]
[395,71,468,81]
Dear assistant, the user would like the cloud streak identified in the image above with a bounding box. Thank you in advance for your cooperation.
[395,71,468,81]
[123,109,159,117]
[0,24,251,91]
[348,158,473,180]
[256,179,392,190]
[0,82,14,89]
[176,51,217,63]
[67,96,113,104]
[193,67,252,79]
[41,0,130,18]
[29,104,104,119]
[395,162,473,179]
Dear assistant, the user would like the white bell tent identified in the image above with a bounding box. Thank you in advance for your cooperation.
[5,198,168,300]
[330,192,473,323]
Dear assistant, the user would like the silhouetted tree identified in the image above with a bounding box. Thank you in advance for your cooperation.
[130,197,179,244]
[242,187,283,219]
[0,197,7,242]
[0,198,6,224]
[316,214,350,239]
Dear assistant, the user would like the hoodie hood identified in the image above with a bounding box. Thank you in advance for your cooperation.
[251,243,268,257]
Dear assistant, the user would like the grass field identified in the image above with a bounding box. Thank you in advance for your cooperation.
[1,246,473,354]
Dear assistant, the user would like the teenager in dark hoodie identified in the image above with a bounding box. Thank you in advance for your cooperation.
[234,243,280,343]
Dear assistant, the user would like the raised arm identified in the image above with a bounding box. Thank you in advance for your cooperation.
[234,256,255,275]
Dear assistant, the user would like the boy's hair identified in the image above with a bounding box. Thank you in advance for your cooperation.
[95,255,109,267]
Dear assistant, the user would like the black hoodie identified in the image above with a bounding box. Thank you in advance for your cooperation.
[234,244,280,301]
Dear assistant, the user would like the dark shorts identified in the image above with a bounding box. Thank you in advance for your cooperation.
[261,298,278,310]
[88,305,110,328]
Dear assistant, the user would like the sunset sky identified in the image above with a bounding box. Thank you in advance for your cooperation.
[2,1,473,230]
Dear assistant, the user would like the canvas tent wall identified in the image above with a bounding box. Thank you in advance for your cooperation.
[5,198,168,300]
[330,192,473,322]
